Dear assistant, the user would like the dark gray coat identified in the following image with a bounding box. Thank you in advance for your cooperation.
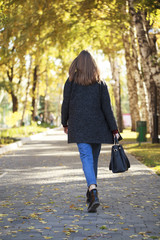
[61,78,118,144]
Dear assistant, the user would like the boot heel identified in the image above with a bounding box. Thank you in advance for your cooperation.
[86,189,90,204]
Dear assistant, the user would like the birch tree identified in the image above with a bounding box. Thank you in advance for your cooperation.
[109,55,123,132]
[129,0,160,140]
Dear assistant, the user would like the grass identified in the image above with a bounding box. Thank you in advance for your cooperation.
[0,125,50,146]
[121,129,160,175]
[124,142,160,175]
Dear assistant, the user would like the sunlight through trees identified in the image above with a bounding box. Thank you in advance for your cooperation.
[0,0,160,142]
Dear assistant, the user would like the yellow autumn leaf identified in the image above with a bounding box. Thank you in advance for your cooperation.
[3,226,10,229]
[69,204,75,208]
[39,220,47,224]
[8,218,14,222]
[0,214,8,217]
[24,201,32,205]
[138,232,146,235]
[129,235,138,239]
[29,213,38,219]
[43,237,53,239]
[28,226,35,230]
[109,228,118,231]
[100,225,107,230]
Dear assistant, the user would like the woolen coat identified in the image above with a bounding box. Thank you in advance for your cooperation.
[61,78,118,144]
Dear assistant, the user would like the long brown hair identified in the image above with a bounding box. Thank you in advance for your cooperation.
[69,50,100,86]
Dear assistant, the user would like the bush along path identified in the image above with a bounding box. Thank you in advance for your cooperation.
[0,129,160,240]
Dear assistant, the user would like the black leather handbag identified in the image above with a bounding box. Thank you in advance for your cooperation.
[109,137,130,173]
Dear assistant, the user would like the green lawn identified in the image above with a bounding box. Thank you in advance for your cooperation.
[121,130,160,175]
[0,125,48,146]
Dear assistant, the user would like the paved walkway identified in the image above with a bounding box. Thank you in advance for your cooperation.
[0,129,160,240]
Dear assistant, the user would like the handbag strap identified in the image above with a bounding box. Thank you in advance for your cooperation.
[114,136,119,145]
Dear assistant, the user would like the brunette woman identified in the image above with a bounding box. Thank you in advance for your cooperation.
[61,50,120,212]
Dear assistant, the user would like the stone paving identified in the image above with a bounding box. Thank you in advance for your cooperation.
[0,128,160,240]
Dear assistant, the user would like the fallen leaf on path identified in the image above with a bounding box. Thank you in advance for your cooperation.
[100,225,108,230]
[43,236,53,239]
[3,226,10,229]
[7,218,14,222]
[28,226,35,229]
[109,228,118,231]
[69,204,75,209]
[73,215,80,218]
[0,214,8,217]
[39,220,47,224]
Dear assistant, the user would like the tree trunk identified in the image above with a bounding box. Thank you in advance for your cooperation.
[109,56,123,132]
[36,71,40,118]
[118,81,123,132]
[129,16,150,130]
[7,66,18,112]
[129,1,160,141]
[11,94,18,113]
[21,56,32,125]
[122,33,140,131]
[157,86,160,137]
[32,65,38,120]
[44,71,49,122]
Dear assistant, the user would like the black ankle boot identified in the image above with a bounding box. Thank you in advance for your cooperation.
[88,189,100,213]
[86,189,90,204]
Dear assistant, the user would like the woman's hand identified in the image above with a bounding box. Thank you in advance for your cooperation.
[113,132,120,139]
[64,126,68,134]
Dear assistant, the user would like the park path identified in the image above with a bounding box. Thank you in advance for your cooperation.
[0,128,160,240]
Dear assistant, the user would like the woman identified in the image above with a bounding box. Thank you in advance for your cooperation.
[61,50,121,213]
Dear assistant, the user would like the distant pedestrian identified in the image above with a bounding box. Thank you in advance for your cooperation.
[49,113,54,126]
[61,50,121,213]
[39,113,44,124]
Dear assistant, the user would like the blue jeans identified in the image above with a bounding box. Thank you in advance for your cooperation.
[77,143,101,187]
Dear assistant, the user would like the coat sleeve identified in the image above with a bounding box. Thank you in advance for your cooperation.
[61,78,72,127]
[101,81,118,131]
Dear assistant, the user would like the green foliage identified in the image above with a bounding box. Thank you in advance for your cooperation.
[0,81,13,92]
[0,0,159,133]
[5,112,22,127]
